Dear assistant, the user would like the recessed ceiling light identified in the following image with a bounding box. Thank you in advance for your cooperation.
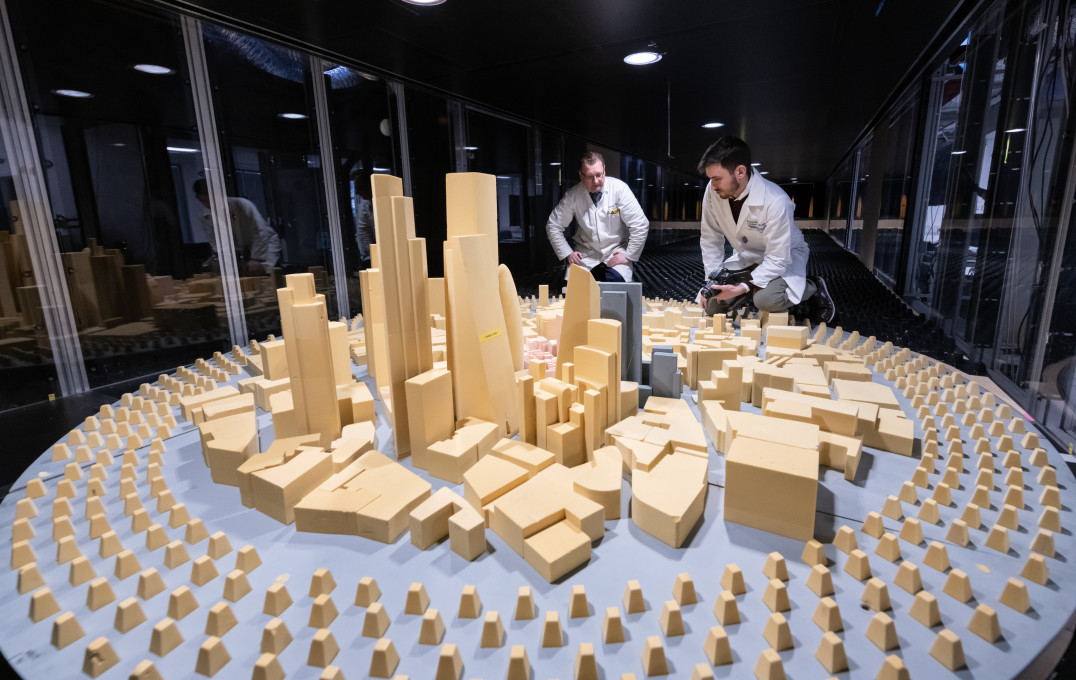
[464,146,478,151]
[951,150,967,155]
[52,89,93,98]
[111,143,127,148]
[166,146,200,153]
[278,113,308,120]
[624,51,662,66]
[133,64,174,75]
[549,162,561,166]
[701,122,725,129]
[1005,128,1026,133]
[751,163,762,167]
[372,167,391,172]
[760,171,769,175]
[402,0,446,5]
[790,178,798,182]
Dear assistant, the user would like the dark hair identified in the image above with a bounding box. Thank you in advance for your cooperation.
[192,178,208,197]
[697,136,752,178]
[579,151,605,172]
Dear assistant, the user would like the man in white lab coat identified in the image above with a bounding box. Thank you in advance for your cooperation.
[546,151,649,283]
[697,137,835,323]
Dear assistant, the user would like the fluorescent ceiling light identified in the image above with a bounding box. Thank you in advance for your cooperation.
[624,51,662,66]
[951,150,967,155]
[52,89,92,98]
[111,143,127,148]
[701,122,724,129]
[133,64,174,75]
[372,167,391,172]
[464,146,478,150]
[549,162,561,166]
[278,113,308,120]
[760,171,769,175]
[751,163,761,167]
[790,178,798,182]
[402,0,446,5]
[166,146,200,153]
[1005,128,1026,133]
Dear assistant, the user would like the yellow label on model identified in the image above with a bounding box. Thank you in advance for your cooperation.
[479,328,503,343]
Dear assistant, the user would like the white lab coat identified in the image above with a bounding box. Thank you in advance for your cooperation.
[546,176,649,281]
[700,170,809,303]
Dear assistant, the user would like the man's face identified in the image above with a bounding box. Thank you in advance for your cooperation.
[580,161,605,193]
[705,163,747,200]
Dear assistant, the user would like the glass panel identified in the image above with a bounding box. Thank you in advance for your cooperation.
[1037,184,1076,442]
[7,0,228,390]
[403,88,452,277]
[875,95,920,286]
[828,155,854,246]
[849,139,872,255]
[322,65,395,317]
[201,25,338,339]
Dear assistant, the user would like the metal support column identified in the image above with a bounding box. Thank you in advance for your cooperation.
[311,56,350,320]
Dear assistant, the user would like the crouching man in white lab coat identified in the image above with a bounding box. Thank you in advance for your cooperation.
[546,151,649,284]
[697,136,835,324]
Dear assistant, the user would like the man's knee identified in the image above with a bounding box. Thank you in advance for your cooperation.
[752,290,792,313]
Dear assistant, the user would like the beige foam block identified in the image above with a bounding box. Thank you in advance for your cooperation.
[261,618,293,654]
[405,582,430,615]
[137,568,165,601]
[50,611,85,650]
[943,569,973,603]
[309,594,339,629]
[866,612,899,651]
[623,580,646,613]
[515,586,536,620]
[859,512,883,539]
[844,549,872,581]
[164,540,190,570]
[223,569,252,602]
[713,590,740,626]
[763,612,793,651]
[481,611,505,648]
[922,542,949,573]
[967,603,1001,643]
[1032,528,1056,557]
[355,576,381,607]
[571,445,622,520]
[659,600,684,637]
[455,584,481,619]
[814,630,848,673]
[641,635,668,676]
[418,608,445,645]
[306,628,338,668]
[763,579,790,613]
[205,601,237,637]
[754,648,785,680]
[167,586,198,620]
[1000,577,1030,613]
[812,596,843,632]
[263,583,293,617]
[670,572,698,606]
[929,629,965,670]
[800,539,826,568]
[236,544,262,573]
[82,636,120,677]
[567,584,590,618]
[632,451,707,547]
[806,564,835,598]
[724,436,817,541]
[17,563,45,595]
[946,518,970,546]
[875,533,901,563]
[434,642,463,680]
[917,498,940,525]
[1022,554,1049,585]
[700,625,731,666]
[906,590,941,629]
[490,437,555,475]
[718,564,745,595]
[862,577,892,612]
[251,653,285,680]
[29,587,60,623]
[368,638,400,678]
[114,596,146,633]
[404,368,455,470]
[574,642,599,680]
[149,617,184,656]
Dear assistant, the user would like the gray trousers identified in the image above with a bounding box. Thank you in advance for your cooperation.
[706,276,816,315]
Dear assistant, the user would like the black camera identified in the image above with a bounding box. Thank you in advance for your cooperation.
[698,267,755,304]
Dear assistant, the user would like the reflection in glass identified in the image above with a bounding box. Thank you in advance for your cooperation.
[874,94,920,287]
[849,139,872,255]
[827,155,854,247]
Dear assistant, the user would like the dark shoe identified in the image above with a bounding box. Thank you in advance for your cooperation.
[807,275,836,325]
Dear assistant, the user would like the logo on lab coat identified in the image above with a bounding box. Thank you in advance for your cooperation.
[746,220,766,233]
[607,206,620,215]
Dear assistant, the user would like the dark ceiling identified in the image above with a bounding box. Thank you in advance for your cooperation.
[160,0,969,181]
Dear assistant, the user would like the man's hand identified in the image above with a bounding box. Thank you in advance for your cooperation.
[710,283,750,301]
[605,251,629,268]
[567,251,585,266]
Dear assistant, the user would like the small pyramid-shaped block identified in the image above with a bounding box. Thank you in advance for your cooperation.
[12,518,33,543]
[369,638,399,678]
[918,498,940,524]
[1022,554,1049,585]
[929,629,965,671]
[15,499,37,522]
[418,608,445,645]
[145,525,168,552]
[971,485,991,507]
[164,540,190,569]
[184,519,209,545]
[264,583,292,616]
[910,590,941,628]
[405,582,430,615]
[569,584,590,618]
[99,531,124,559]
[207,532,232,560]
[894,561,922,594]
[861,577,892,612]
[130,509,150,534]
[505,645,530,680]
[69,555,97,587]
[932,482,952,506]
[713,590,740,626]
[801,539,826,566]
[997,504,1020,530]
[641,635,668,676]
[862,512,884,539]
[236,545,261,573]
[515,586,536,620]
[814,630,848,673]
[623,579,646,613]
[149,617,184,656]
[50,611,85,649]
[457,585,482,618]
[575,642,599,680]
[309,594,339,628]
[899,518,924,545]
[881,495,903,520]
[137,568,166,600]
[762,579,790,612]
[223,569,251,602]
[703,626,732,665]
[434,643,463,680]
[898,481,918,504]
[690,662,715,680]
[968,604,1001,643]
[866,612,899,651]
[87,513,109,540]
[260,618,292,654]
[659,600,684,637]
[196,635,231,676]
[753,648,785,680]
[986,524,1010,553]
[82,637,120,678]
[52,515,74,542]
[924,541,950,572]
[943,569,973,603]
[56,536,82,564]
[307,628,339,668]
[355,576,381,606]
[167,503,190,529]
[191,556,219,587]
[17,563,45,595]
[362,602,391,638]
[205,602,237,637]
[1031,528,1056,557]
[833,526,857,554]
[114,597,146,633]
[763,612,793,651]
[945,518,970,547]
[876,654,910,680]
[251,654,285,680]
[673,572,697,605]
[843,549,872,580]
[806,564,834,597]
[762,552,788,581]
[1000,577,1030,613]
[481,611,505,648]
[1030,447,1048,466]
[812,597,843,632]
[541,611,563,647]
[875,533,901,563]
[167,586,198,620]
[309,567,336,597]
[720,564,746,595]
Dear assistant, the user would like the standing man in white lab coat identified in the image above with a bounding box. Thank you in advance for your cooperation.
[546,151,649,283]
[697,136,835,323]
